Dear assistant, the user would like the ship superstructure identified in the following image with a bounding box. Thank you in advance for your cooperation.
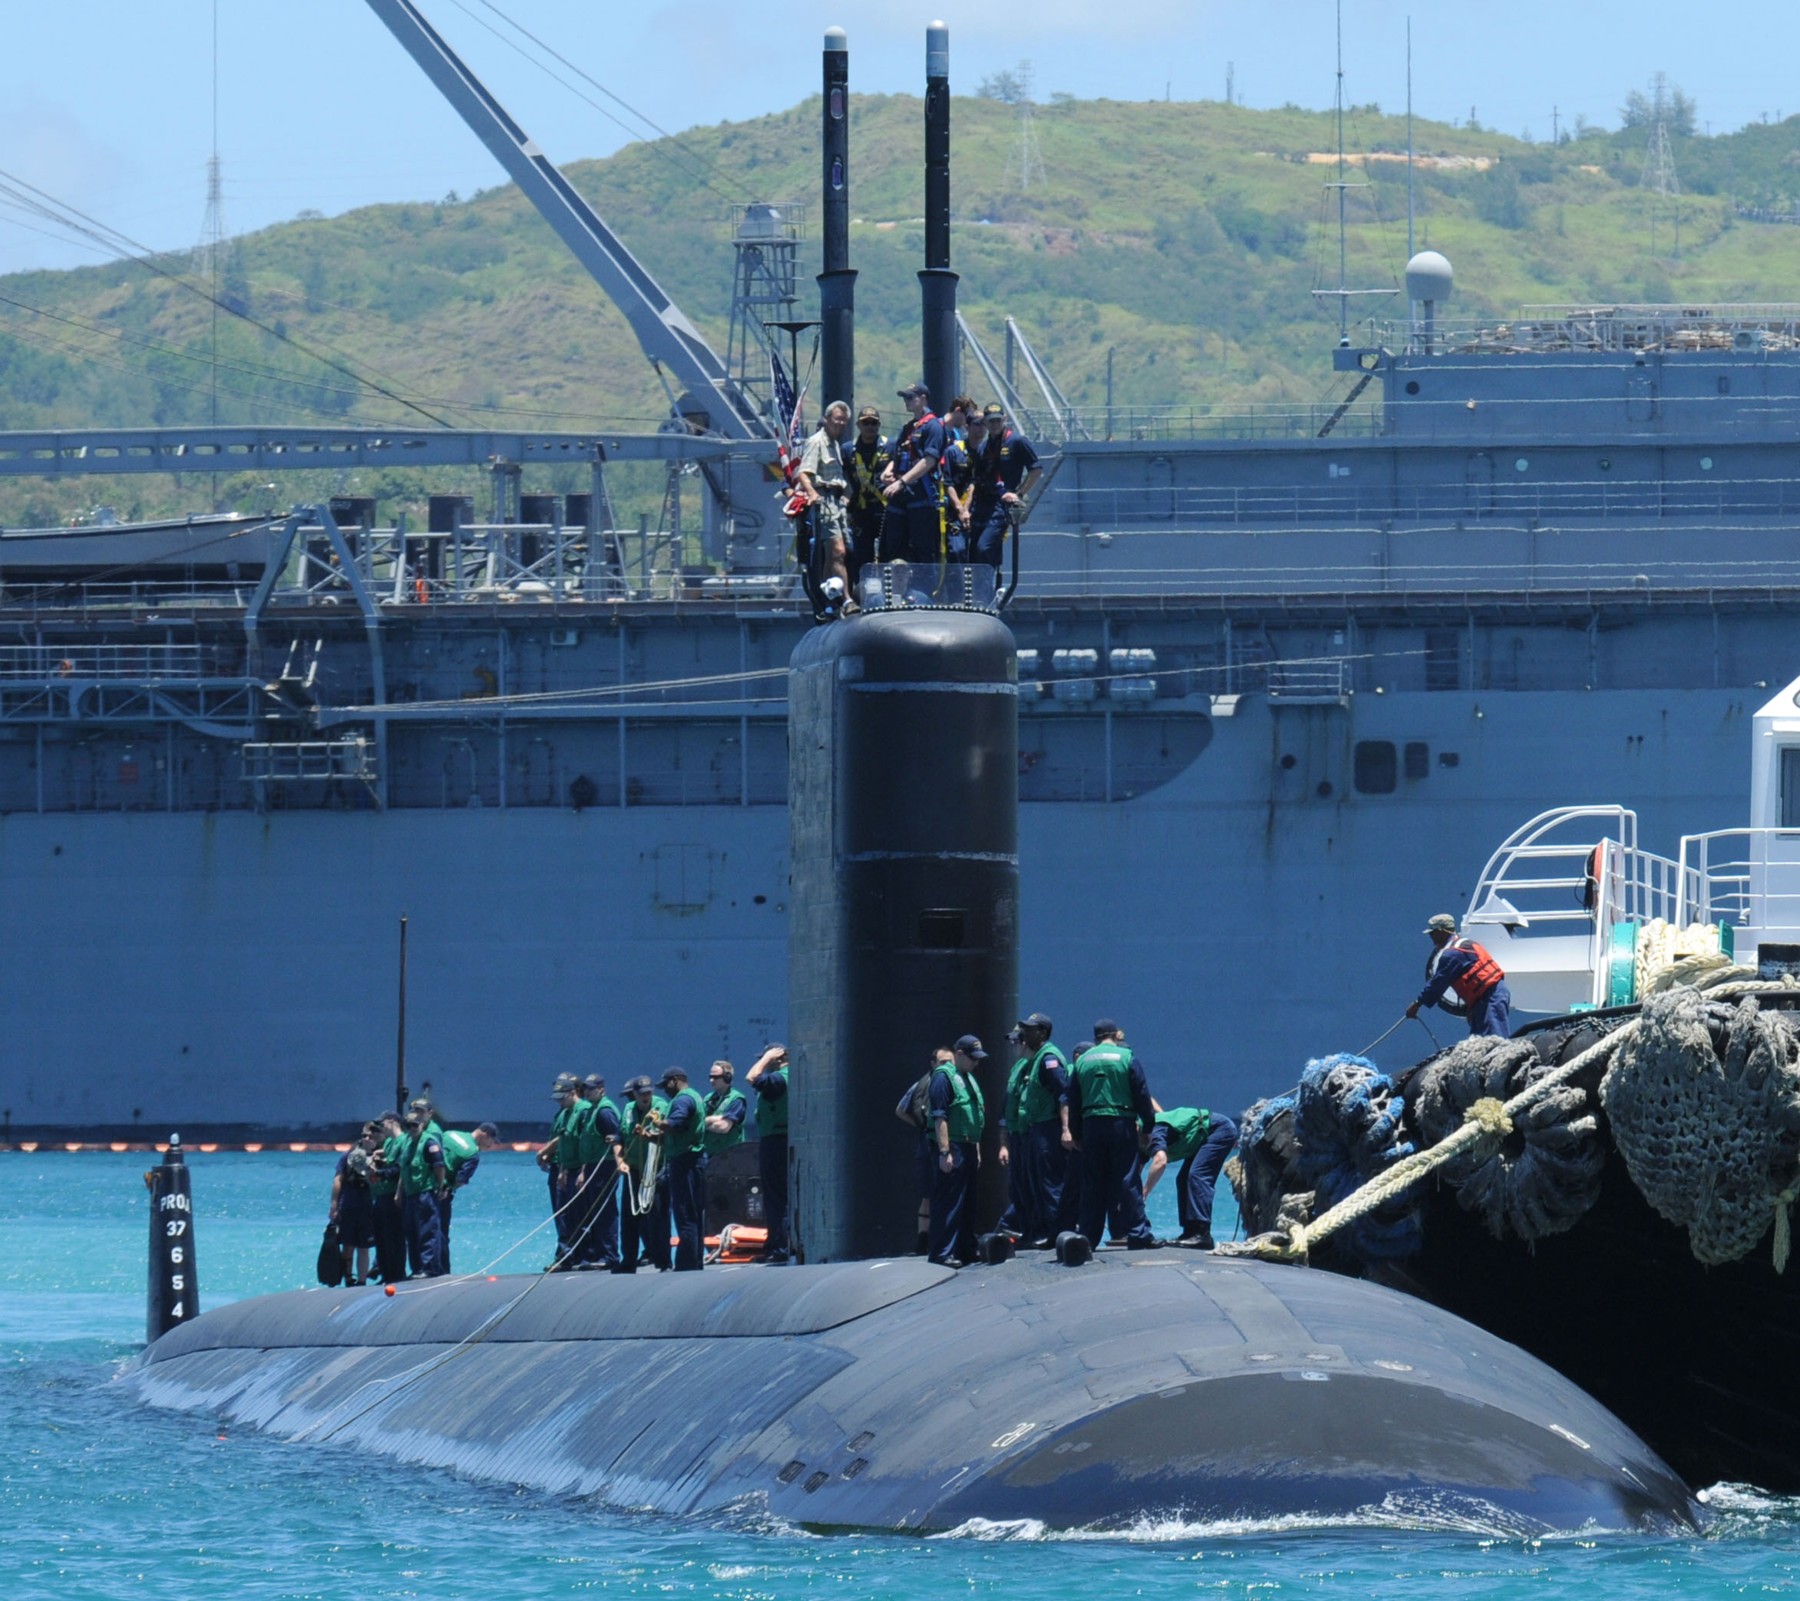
[6,296,1800,1135]
[6,4,1800,1137]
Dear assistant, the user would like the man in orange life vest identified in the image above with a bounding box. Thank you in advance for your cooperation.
[1406,913,1512,1038]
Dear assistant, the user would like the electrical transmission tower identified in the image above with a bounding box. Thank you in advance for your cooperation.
[1642,114,1681,257]
[1013,61,1046,193]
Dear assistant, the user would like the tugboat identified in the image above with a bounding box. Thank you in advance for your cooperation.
[1232,670,1800,1492]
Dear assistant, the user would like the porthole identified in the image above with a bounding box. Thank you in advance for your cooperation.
[1405,380,1421,396]
[1514,457,1529,472]
[1700,456,1715,471]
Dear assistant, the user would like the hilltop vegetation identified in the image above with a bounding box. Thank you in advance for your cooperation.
[3,88,1800,524]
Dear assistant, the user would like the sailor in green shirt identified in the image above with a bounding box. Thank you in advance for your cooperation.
[1142,1104,1238,1250]
[370,1111,407,1284]
[926,1035,989,1267]
[745,1044,791,1264]
[538,1074,582,1267]
[397,1101,449,1277]
[703,1060,749,1157]
[658,1067,710,1271]
[617,1076,672,1273]
[999,1011,1074,1247]
[569,1076,626,1271]
[434,1121,499,1275]
[1068,1018,1157,1251]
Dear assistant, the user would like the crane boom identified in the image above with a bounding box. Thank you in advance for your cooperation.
[363,0,764,440]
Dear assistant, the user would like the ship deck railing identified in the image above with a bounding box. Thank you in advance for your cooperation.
[1045,475,1800,529]
[0,643,216,680]
[1370,304,1800,355]
[1058,403,1383,442]
[1679,829,1800,940]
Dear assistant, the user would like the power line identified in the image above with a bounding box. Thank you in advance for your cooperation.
[0,167,461,428]
[447,0,745,209]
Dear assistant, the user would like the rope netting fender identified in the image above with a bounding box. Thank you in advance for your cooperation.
[1602,987,1800,1268]
[1225,978,1800,1272]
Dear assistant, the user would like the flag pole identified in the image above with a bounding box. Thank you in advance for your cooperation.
[395,915,408,1110]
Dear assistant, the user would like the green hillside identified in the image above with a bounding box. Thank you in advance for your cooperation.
[3,90,1799,526]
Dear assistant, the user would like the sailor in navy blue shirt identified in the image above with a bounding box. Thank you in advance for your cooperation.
[969,403,1043,566]
[1407,913,1512,1038]
[880,382,947,564]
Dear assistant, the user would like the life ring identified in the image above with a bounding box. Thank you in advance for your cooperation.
[1583,843,1603,911]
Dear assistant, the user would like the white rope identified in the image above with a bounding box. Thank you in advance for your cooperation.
[629,1139,661,1216]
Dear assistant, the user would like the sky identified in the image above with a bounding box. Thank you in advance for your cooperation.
[2,0,1796,276]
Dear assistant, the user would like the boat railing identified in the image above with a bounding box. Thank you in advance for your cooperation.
[1464,806,1700,1010]
[1679,828,1800,940]
[1467,805,1696,933]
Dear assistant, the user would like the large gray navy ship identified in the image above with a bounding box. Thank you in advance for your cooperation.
[6,5,1800,1139]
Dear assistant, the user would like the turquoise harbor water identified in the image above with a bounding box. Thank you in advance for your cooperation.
[6,1152,1800,1598]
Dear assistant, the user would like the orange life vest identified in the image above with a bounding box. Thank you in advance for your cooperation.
[1447,938,1504,1002]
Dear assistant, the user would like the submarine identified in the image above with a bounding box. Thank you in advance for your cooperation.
[118,19,1702,1537]
[126,1248,1696,1534]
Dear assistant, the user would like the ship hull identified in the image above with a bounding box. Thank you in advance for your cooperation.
[0,686,1757,1138]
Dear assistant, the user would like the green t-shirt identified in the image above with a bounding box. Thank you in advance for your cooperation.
[575,1097,621,1166]
[1156,1106,1212,1163]
[622,1095,670,1176]
[703,1087,748,1156]
[663,1086,708,1159]
[553,1100,589,1171]
[933,1064,986,1145]
[753,1067,789,1138]
[1074,1042,1136,1120]
[371,1134,403,1196]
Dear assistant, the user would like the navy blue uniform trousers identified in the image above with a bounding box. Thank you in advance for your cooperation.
[759,1133,790,1259]
[1078,1116,1153,1249]
[403,1189,447,1278]
[667,1151,707,1272]
[372,1192,406,1282]
[1175,1116,1239,1235]
[998,1131,1034,1236]
[616,1183,671,1273]
[928,1143,979,1265]
[575,1170,623,1269]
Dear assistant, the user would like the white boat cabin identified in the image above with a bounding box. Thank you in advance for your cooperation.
[1460,674,1800,1016]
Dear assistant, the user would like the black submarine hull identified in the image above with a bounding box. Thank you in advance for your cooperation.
[122,1250,1698,1535]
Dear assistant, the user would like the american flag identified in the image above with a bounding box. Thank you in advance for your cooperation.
[769,348,807,486]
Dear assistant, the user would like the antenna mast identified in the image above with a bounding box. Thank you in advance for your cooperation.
[1311,0,1397,341]
[1336,0,1346,341]
[1406,16,1415,259]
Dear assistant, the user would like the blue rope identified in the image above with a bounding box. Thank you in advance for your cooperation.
[1293,1052,1423,1261]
